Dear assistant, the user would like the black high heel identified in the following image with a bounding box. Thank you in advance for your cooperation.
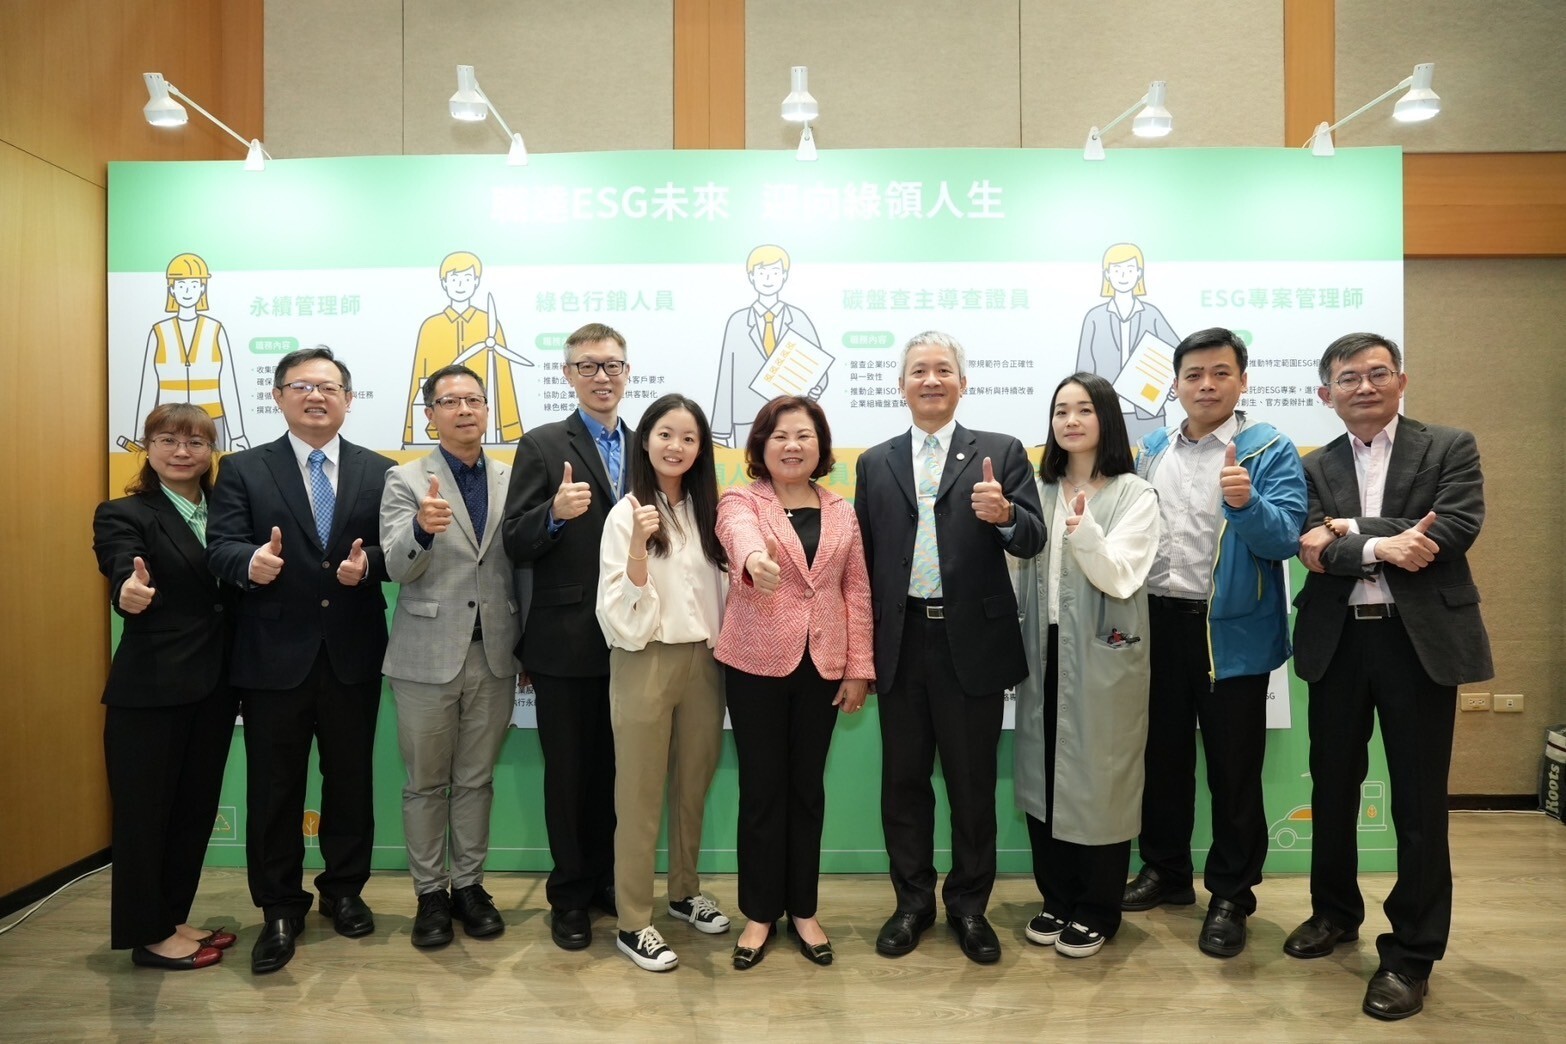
[731,922,777,970]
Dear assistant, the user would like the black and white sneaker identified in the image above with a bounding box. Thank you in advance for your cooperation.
[1025,910,1068,947]
[1055,922,1106,958]
[617,926,679,971]
[668,894,731,934]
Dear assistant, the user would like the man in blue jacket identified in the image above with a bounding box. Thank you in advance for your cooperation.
[1121,327,1307,958]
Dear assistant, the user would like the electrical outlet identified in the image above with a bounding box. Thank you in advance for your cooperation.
[1496,694,1525,713]
[1461,692,1492,712]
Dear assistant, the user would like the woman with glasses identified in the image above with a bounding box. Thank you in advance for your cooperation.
[92,403,238,970]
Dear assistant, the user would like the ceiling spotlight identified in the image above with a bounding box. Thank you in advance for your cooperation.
[781,66,819,161]
[142,72,271,170]
[1084,80,1173,161]
[449,65,528,164]
[1304,62,1441,155]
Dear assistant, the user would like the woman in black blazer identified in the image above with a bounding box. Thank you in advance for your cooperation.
[92,403,237,970]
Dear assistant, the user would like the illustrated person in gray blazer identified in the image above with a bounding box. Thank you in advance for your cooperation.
[381,363,521,949]
[1076,242,1181,444]
[1288,333,1492,1022]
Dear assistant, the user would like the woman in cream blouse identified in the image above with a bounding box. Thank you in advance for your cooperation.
[597,393,731,972]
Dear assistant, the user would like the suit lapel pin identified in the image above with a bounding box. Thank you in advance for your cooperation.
[956,453,965,461]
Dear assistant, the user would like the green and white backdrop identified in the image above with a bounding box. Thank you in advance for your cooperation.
[107,147,1404,874]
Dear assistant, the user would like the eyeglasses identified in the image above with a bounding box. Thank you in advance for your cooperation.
[1330,367,1399,392]
[280,380,346,397]
[568,360,627,377]
[432,394,488,411]
[149,435,212,451]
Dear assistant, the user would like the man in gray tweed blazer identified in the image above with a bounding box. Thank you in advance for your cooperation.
[1288,333,1492,1022]
[381,363,521,948]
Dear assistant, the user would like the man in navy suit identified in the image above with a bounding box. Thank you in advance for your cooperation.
[208,346,395,974]
[853,330,1045,964]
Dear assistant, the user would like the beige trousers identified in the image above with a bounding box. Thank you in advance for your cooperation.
[609,641,725,932]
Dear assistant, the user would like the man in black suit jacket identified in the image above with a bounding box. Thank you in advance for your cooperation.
[1288,333,1492,1021]
[207,346,394,974]
[854,331,1045,964]
[501,323,632,950]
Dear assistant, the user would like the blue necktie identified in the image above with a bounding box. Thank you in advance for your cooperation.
[307,449,334,548]
[910,434,943,597]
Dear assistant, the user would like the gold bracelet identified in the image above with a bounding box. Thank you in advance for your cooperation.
[628,548,649,561]
[1322,516,1337,536]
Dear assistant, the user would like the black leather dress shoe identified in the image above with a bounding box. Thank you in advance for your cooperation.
[132,944,223,970]
[590,886,618,918]
[551,907,592,950]
[1198,898,1247,958]
[787,918,834,966]
[1363,969,1428,1020]
[319,894,375,938]
[452,884,505,938]
[947,913,1001,964]
[1122,866,1197,911]
[875,909,936,957]
[1283,914,1359,959]
[411,890,454,948]
[251,916,305,974]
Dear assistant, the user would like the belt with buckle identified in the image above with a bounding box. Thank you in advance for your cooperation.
[1150,594,1208,614]
[907,597,945,620]
[1351,603,1398,620]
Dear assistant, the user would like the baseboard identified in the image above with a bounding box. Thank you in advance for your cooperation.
[1448,794,1541,811]
[0,848,111,918]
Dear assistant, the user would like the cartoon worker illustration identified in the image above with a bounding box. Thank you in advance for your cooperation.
[1077,243,1181,443]
[131,253,249,451]
[711,245,830,448]
[404,250,533,447]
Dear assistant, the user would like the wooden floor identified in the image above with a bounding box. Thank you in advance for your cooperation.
[1,813,1562,1042]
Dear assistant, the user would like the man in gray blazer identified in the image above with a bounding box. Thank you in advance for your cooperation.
[381,364,521,948]
[1288,333,1492,1022]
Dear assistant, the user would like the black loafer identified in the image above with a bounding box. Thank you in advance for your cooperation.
[947,913,1001,964]
[1122,866,1197,911]
[1283,914,1359,959]
[731,923,777,970]
[1198,898,1247,958]
[452,884,505,938]
[875,908,935,957]
[411,889,454,948]
[319,894,375,938]
[551,906,591,950]
[1363,969,1428,1020]
[250,916,305,974]
[787,919,834,966]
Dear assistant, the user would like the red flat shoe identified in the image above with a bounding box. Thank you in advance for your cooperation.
[196,928,237,950]
[131,944,223,970]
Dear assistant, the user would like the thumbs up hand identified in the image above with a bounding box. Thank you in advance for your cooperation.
[628,494,661,550]
[251,526,285,584]
[418,474,454,535]
[1376,511,1440,572]
[119,555,156,613]
[337,537,369,587]
[971,455,1012,525]
[747,535,783,595]
[1064,492,1087,537]
[1219,441,1252,509]
[553,460,593,521]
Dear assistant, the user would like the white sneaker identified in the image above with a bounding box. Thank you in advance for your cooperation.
[617,926,679,971]
[668,894,731,934]
[1025,910,1067,946]
[1055,921,1106,958]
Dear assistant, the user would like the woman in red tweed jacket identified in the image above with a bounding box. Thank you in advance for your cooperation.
[715,395,874,970]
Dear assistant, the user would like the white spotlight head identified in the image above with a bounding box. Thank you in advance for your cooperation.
[781,66,819,123]
[1082,126,1106,161]
[507,132,529,166]
[1132,81,1172,138]
[244,138,266,171]
[450,65,489,122]
[1393,62,1440,123]
[1309,121,1336,156]
[142,72,187,127]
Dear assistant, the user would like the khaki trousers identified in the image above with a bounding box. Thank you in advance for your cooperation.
[609,641,725,932]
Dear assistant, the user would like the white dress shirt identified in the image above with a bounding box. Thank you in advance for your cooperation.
[597,493,728,651]
[287,431,342,511]
[1147,413,1236,599]
[1345,414,1399,606]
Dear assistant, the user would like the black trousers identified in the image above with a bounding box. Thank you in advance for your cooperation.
[530,671,616,910]
[879,604,1004,918]
[103,687,238,949]
[1136,597,1269,912]
[726,657,840,923]
[239,645,380,920]
[1308,614,1456,979]
[1027,626,1132,938]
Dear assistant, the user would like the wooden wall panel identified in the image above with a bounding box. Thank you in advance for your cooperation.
[675,0,746,148]
[1406,153,1566,257]
[1283,0,1335,147]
